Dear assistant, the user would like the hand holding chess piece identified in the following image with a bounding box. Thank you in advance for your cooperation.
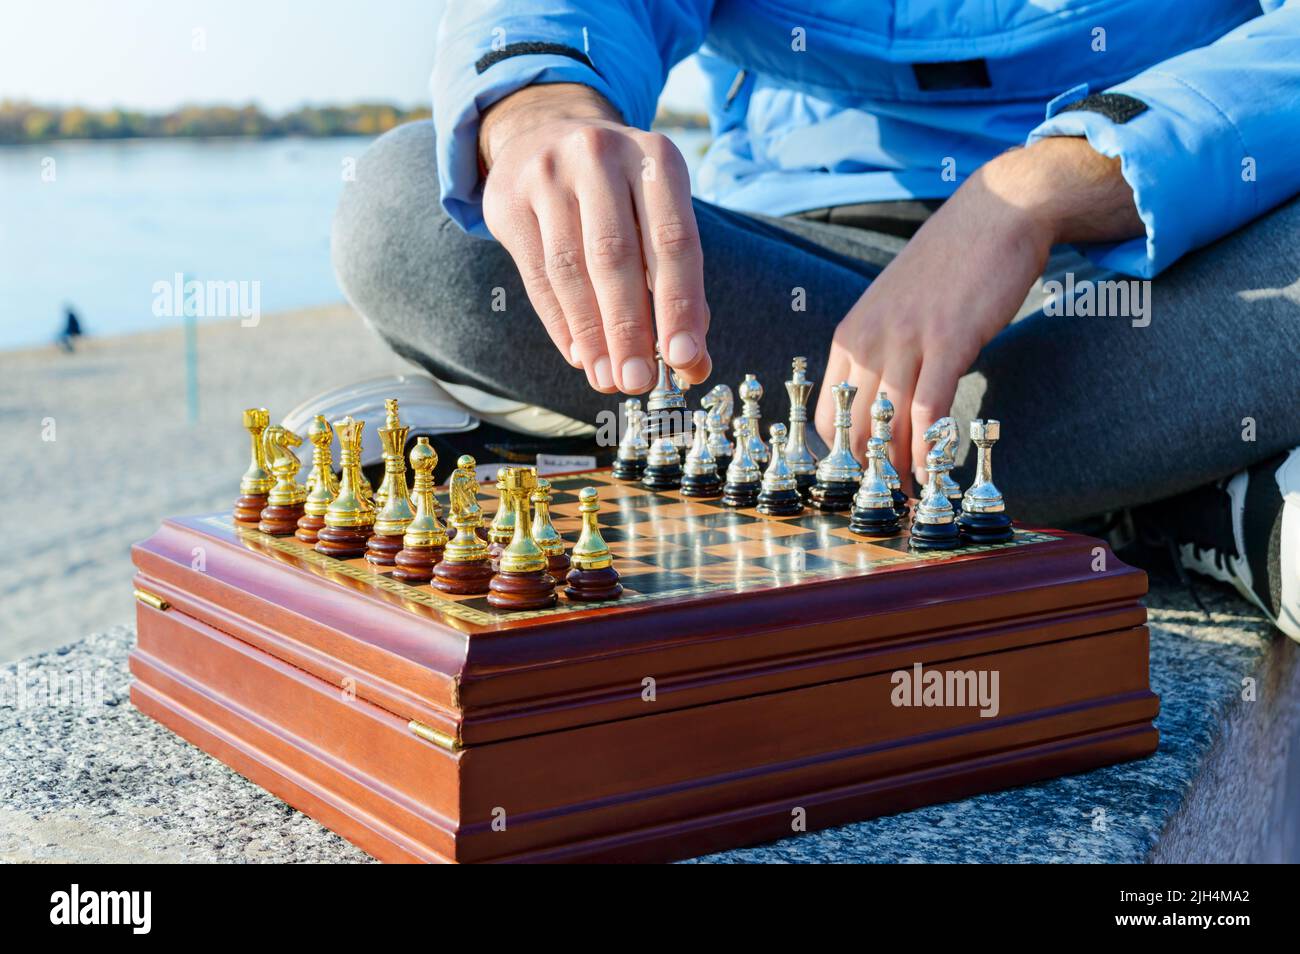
[233,408,273,526]
[432,455,495,594]
[564,487,623,602]
[487,467,558,610]
[958,419,1015,544]
[257,425,307,536]
[315,417,376,558]
[909,417,961,550]
[393,438,448,583]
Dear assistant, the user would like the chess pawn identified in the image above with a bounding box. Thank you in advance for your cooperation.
[738,374,769,465]
[565,487,623,602]
[756,423,805,516]
[488,468,558,610]
[366,410,415,566]
[612,398,649,481]
[432,455,494,594]
[486,473,516,569]
[680,410,722,498]
[958,419,1014,544]
[910,417,961,550]
[642,436,683,491]
[296,415,339,545]
[809,382,862,512]
[784,357,819,497]
[393,438,448,583]
[256,426,307,535]
[531,478,571,585]
[850,438,902,537]
[701,383,735,472]
[316,416,376,558]
[871,391,909,516]
[722,417,762,509]
[234,407,274,526]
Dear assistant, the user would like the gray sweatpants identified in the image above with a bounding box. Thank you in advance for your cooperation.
[331,121,1300,525]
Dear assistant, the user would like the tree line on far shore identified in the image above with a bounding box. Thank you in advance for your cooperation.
[0,100,710,145]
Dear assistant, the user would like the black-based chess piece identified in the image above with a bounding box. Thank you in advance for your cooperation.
[809,382,861,512]
[849,438,901,537]
[680,410,722,498]
[721,417,761,509]
[784,357,819,498]
[700,383,734,477]
[564,488,622,602]
[642,437,684,490]
[612,398,648,480]
[909,417,961,551]
[870,391,909,516]
[958,419,1015,544]
[756,423,804,516]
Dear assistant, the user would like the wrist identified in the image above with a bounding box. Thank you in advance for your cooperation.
[479,83,621,169]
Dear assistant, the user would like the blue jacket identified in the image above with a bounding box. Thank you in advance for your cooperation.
[433,1,1300,278]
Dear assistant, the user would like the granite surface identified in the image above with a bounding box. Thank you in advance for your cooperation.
[1,580,1295,864]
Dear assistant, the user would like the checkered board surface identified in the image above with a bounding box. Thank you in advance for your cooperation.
[212,470,1055,628]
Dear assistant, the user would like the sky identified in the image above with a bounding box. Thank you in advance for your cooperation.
[0,0,709,113]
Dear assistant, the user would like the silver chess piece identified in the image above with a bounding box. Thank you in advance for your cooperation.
[871,391,907,515]
[701,383,735,462]
[681,409,722,498]
[722,416,762,508]
[849,437,901,536]
[810,381,862,511]
[929,416,963,512]
[641,435,683,491]
[647,345,688,447]
[738,374,769,465]
[612,398,650,480]
[757,422,804,516]
[910,417,961,550]
[958,419,1014,543]
[784,357,819,493]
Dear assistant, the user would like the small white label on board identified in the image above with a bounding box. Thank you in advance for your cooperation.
[536,454,597,474]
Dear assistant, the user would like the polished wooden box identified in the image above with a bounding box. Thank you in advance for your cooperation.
[130,471,1158,863]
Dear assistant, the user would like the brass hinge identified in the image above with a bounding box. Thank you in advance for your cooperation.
[408,720,462,752]
[133,588,171,611]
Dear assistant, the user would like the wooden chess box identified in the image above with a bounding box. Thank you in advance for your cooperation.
[130,470,1159,863]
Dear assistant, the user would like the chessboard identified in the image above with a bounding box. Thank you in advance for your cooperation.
[130,468,1159,864]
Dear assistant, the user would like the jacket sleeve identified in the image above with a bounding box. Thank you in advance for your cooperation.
[433,1,714,237]
[1027,0,1300,278]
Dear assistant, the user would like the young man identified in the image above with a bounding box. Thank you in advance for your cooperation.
[332,0,1300,637]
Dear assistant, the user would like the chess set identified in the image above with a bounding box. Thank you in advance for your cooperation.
[130,354,1159,863]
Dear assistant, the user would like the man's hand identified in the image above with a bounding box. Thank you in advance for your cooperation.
[814,136,1145,488]
[480,83,711,394]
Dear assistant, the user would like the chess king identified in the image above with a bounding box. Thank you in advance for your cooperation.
[366,403,415,566]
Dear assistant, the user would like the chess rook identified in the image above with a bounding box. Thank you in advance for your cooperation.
[757,423,804,516]
[257,425,307,536]
[871,391,909,516]
[722,417,762,509]
[295,415,339,545]
[849,437,902,537]
[564,486,622,602]
[910,417,961,550]
[642,436,684,491]
[366,402,414,566]
[784,357,819,497]
[531,478,571,585]
[431,455,494,594]
[612,398,649,481]
[958,419,1015,544]
[487,467,558,610]
[315,416,376,558]
[392,438,448,583]
[680,410,722,498]
[738,374,769,465]
[701,383,735,473]
[233,407,273,526]
[810,382,862,512]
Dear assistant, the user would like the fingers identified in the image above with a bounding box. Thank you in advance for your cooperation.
[630,133,711,384]
[910,356,963,483]
[487,200,577,371]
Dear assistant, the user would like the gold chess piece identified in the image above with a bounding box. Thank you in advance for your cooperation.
[372,399,402,510]
[295,416,338,545]
[234,407,273,525]
[366,406,415,566]
[487,472,517,569]
[393,438,448,583]
[564,487,622,602]
[432,454,494,594]
[315,416,375,558]
[487,467,557,610]
[258,425,307,536]
[531,478,570,585]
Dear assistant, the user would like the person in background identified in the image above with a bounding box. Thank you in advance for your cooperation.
[57,305,83,354]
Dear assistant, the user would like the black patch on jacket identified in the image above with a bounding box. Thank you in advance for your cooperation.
[912,59,991,92]
[475,42,598,76]
[1059,92,1149,124]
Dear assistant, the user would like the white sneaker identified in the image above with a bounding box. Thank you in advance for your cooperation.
[1177,447,1300,641]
